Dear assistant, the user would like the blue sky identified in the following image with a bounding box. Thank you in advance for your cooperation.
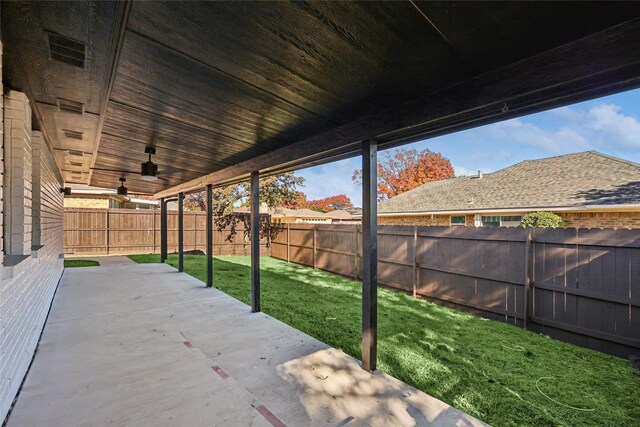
[297,89,640,207]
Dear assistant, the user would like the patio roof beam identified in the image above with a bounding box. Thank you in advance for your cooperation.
[361,139,378,372]
[154,17,640,199]
[207,184,213,288]
[251,171,261,313]
[178,192,184,272]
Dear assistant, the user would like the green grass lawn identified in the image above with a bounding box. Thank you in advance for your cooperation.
[128,253,640,427]
[64,259,100,268]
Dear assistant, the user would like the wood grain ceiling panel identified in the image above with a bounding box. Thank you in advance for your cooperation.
[100,102,265,166]
[415,1,640,72]
[109,31,335,152]
[96,134,227,176]
[127,1,465,124]
[89,169,182,195]
[5,1,640,196]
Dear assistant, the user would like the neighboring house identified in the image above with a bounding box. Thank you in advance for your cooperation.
[64,185,159,210]
[270,207,360,224]
[378,151,640,229]
[234,206,360,224]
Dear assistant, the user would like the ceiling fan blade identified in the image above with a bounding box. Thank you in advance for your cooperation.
[90,167,139,175]
[157,167,186,176]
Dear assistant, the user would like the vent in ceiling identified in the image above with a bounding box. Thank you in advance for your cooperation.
[66,150,85,157]
[69,161,84,167]
[63,129,84,140]
[57,98,84,115]
[46,31,86,68]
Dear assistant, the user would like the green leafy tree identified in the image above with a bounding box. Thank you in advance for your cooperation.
[184,173,304,243]
[520,212,565,228]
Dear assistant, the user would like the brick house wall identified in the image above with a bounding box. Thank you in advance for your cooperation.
[379,214,451,226]
[379,214,475,227]
[1,89,65,420]
[380,211,640,229]
[558,211,640,229]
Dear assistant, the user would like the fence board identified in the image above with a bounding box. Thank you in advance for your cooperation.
[64,208,268,256]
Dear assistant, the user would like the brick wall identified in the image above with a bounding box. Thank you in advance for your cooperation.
[32,131,43,246]
[4,91,32,255]
[379,213,475,227]
[0,90,65,420]
[379,214,451,226]
[559,211,640,229]
[380,212,640,229]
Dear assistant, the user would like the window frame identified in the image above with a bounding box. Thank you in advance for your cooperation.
[450,215,466,226]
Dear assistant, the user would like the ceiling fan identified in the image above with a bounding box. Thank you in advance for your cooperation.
[117,177,127,196]
[91,145,184,182]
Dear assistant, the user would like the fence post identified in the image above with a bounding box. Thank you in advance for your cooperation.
[286,223,290,262]
[412,225,418,298]
[105,210,109,255]
[313,225,317,269]
[523,228,533,329]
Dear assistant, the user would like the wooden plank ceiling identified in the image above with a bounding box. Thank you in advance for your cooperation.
[3,1,640,195]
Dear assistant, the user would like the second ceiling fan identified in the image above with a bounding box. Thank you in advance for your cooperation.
[91,145,184,182]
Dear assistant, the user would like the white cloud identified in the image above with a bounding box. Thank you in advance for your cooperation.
[586,104,640,149]
[485,102,640,155]
[489,118,590,154]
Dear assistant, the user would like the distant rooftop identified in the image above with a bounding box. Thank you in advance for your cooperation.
[379,151,640,213]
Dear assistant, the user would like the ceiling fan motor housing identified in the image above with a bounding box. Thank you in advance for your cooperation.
[141,161,158,180]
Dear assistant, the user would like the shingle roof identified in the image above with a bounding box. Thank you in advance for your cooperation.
[378,151,640,213]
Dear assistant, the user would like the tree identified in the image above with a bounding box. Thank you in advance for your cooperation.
[520,212,565,228]
[352,148,454,200]
[279,191,307,209]
[306,194,353,212]
[183,172,304,243]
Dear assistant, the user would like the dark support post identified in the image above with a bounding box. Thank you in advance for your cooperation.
[160,198,167,263]
[250,171,260,312]
[178,192,184,272]
[361,138,378,372]
[206,184,213,287]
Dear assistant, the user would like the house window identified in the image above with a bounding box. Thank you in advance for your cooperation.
[500,216,523,227]
[481,215,522,227]
[450,215,466,226]
[481,216,501,227]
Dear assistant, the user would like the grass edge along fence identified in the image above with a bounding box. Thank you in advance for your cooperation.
[271,223,640,360]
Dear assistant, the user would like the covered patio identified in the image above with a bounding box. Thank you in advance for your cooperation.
[7,261,483,426]
[3,1,640,425]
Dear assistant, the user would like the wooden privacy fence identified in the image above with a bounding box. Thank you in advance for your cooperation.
[271,223,640,359]
[64,208,269,256]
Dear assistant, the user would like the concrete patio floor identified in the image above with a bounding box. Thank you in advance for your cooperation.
[6,262,486,427]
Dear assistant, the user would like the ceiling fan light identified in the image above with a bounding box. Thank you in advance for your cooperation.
[141,160,158,181]
[117,185,128,196]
